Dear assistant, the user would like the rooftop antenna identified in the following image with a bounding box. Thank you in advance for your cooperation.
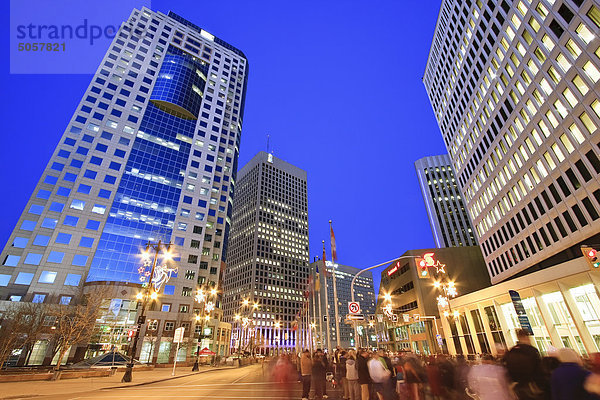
[266,134,270,154]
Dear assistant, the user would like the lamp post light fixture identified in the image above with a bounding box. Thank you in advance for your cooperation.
[122,240,174,383]
[192,285,219,371]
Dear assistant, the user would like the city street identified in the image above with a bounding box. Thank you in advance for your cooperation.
[18,364,340,400]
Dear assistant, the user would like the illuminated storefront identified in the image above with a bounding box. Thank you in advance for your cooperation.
[443,257,600,356]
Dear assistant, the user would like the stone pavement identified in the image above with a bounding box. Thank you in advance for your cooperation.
[0,365,234,399]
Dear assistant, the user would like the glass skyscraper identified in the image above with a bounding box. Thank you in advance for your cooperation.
[0,7,247,362]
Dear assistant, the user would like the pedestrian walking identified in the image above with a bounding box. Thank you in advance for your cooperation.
[357,348,372,400]
[503,329,549,400]
[551,348,598,400]
[339,350,349,399]
[300,350,312,400]
[313,350,328,400]
[346,350,361,400]
[368,349,392,400]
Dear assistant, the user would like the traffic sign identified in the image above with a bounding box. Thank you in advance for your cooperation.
[348,301,361,315]
[390,314,398,322]
[403,314,410,322]
[347,314,365,321]
[376,314,383,323]
[413,314,420,322]
[174,327,185,343]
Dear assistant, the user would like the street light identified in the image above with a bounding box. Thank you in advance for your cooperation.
[122,240,173,383]
[350,255,420,348]
[192,284,219,371]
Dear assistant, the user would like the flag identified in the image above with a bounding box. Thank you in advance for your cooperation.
[315,265,321,292]
[322,242,330,277]
[329,221,337,262]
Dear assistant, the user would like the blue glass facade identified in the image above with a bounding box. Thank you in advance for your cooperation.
[87,46,204,284]
[150,47,207,120]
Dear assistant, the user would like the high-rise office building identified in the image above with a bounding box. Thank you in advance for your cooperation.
[424,0,600,283]
[415,154,478,248]
[309,260,376,349]
[0,7,247,362]
[223,152,309,353]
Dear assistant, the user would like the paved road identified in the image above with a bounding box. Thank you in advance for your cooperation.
[31,364,341,400]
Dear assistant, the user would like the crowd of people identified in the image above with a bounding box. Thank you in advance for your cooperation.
[268,329,600,400]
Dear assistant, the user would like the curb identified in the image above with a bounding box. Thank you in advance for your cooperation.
[101,366,237,389]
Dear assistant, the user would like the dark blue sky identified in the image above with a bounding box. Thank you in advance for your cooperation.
[0,1,445,296]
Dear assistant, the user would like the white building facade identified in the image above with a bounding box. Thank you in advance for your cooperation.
[424,0,600,283]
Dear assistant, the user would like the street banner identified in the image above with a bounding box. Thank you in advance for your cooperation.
[509,290,534,335]
[403,314,410,322]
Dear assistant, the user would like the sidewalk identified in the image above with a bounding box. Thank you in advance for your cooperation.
[0,365,234,399]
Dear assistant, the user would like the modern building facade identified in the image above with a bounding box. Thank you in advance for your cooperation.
[376,246,490,354]
[442,258,600,357]
[0,7,247,364]
[222,152,309,354]
[309,259,376,349]
[415,154,478,248]
[424,0,600,283]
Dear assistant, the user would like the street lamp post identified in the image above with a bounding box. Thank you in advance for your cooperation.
[350,256,418,349]
[192,286,218,371]
[122,240,172,383]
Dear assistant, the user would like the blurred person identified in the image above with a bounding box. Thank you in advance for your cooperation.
[551,348,599,400]
[313,350,328,400]
[347,349,361,400]
[454,355,471,400]
[404,356,425,400]
[338,350,348,399]
[368,349,393,400]
[272,354,295,400]
[503,329,549,400]
[426,355,444,399]
[584,353,600,396]
[437,354,455,398]
[467,353,514,400]
[300,349,312,400]
[357,348,371,400]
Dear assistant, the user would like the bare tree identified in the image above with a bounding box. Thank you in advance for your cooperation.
[16,302,49,365]
[0,304,45,368]
[47,287,107,378]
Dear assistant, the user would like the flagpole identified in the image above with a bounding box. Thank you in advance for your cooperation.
[311,276,318,348]
[329,220,342,349]
[322,241,332,354]
[316,267,324,349]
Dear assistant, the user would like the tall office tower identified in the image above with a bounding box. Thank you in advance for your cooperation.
[308,260,376,349]
[424,0,600,283]
[0,7,247,360]
[415,154,478,248]
[223,152,309,354]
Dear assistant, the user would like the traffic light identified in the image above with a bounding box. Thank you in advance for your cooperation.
[415,258,430,279]
[582,246,600,269]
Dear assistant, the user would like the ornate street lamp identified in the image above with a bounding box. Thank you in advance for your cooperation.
[192,285,218,371]
[122,241,174,383]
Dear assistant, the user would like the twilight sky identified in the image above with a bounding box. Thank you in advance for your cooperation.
[0,1,445,296]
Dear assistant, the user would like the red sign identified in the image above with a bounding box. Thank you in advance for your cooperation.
[387,264,398,276]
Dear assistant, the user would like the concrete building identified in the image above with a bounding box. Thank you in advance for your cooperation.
[222,152,309,354]
[376,246,490,354]
[415,154,478,248]
[309,259,376,349]
[424,0,600,284]
[424,0,600,357]
[0,7,246,364]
